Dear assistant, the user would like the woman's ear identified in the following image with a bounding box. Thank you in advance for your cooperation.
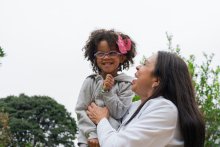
[120,55,126,63]
[152,77,160,88]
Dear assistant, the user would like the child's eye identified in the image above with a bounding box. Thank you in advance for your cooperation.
[108,51,120,56]
[94,52,105,57]
[94,51,121,58]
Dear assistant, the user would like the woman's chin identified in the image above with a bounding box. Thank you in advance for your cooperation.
[131,84,137,93]
[132,79,136,85]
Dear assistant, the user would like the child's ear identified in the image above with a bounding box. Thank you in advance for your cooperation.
[120,55,126,63]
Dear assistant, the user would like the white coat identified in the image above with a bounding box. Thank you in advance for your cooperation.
[97,96,184,147]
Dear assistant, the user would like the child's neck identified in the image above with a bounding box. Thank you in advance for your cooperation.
[101,72,118,79]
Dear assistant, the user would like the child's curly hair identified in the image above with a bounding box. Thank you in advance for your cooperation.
[83,29,136,73]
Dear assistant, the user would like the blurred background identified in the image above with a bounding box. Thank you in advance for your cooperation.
[1,0,220,140]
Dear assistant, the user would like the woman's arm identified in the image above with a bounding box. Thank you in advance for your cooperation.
[88,99,178,147]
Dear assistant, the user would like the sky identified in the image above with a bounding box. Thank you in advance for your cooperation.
[0,0,220,121]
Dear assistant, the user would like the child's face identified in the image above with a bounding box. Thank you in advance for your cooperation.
[95,40,124,76]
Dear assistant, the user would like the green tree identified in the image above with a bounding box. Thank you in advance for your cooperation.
[0,46,5,58]
[0,112,11,147]
[0,46,5,66]
[0,94,77,147]
[0,46,10,147]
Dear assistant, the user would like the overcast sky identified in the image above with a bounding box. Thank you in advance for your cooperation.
[0,0,220,119]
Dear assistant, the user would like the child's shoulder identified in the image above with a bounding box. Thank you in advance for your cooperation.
[85,74,102,82]
[86,74,97,80]
[80,74,99,87]
[115,73,134,83]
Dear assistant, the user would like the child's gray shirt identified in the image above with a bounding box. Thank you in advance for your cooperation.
[75,73,134,145]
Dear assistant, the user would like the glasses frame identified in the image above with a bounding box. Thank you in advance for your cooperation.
[94,51,122,58]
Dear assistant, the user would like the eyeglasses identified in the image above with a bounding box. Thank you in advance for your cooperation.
[94,51,121,58]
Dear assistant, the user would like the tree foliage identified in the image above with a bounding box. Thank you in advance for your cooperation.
[0,46,5,58]
[0,112,11,147]
[0,94,77,147]
[0,46,5,66]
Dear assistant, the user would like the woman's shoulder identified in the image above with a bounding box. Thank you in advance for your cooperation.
[138,97,178,125]
[142,96,178,115]
[149,96,176,107]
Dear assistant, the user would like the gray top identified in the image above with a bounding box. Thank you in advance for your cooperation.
[75,73,134,145]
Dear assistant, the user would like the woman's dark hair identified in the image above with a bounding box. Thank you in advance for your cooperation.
[83,29,136,73]
[126,51,205,147]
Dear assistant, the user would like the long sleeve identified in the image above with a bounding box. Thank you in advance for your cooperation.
[97,98,179,147]
[75,78,97,142]
[102,82,134,119]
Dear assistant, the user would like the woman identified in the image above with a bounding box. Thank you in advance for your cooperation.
[87,51,205,147]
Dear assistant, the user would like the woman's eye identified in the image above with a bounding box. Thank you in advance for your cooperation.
[140,56,147,65]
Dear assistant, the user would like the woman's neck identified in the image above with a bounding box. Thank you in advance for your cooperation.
[140,90,154,103]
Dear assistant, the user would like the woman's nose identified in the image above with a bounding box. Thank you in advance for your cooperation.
[136,65,141,70]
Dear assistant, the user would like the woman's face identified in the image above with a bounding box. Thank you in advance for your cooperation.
[132,54,158,100]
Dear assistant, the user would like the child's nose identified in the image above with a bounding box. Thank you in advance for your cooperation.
[103,54,111,59]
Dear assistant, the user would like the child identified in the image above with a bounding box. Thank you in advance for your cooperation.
[75,29,137,147]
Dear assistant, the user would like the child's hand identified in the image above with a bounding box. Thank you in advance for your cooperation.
[88,138,100,147]
[103,74,114,91]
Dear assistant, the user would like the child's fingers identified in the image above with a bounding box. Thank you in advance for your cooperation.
[106,74,113,79]
[106,74,114,81]
[105,77,114,85]
[103,74,114,90]
[104,82,112,89]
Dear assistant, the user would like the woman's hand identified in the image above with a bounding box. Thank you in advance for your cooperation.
[87,102,109,124]
[88,138,100,147]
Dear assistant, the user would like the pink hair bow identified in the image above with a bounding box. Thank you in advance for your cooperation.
[116,35,131,54]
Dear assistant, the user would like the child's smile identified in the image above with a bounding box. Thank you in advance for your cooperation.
[101,62,114,66]
[98,57,119,75]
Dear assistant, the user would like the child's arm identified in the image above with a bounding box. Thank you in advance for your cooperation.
[102,82,134,119]
[75,78,98,141]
